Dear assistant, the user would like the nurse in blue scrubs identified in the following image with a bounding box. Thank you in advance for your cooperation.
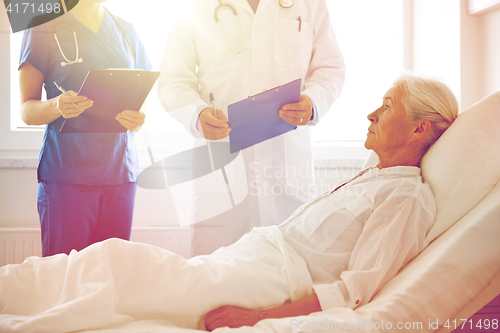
[19,0,152,256]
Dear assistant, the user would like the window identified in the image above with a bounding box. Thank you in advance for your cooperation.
[8,1,185,132]
[10,29,32,130]
[4,0,404,156]
[317,0,404,142]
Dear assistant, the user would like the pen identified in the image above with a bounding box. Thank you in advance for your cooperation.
[298,16,301,32]
[210,92,218,131]
[209,93,217,119]
[54,81,79,108]
[208,93,234,207]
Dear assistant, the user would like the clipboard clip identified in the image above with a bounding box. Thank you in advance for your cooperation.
[106,68,145,77]
[248,84,281,98]
[106,68,144,71]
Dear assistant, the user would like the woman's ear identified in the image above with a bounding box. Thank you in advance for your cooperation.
[411,120,432,142]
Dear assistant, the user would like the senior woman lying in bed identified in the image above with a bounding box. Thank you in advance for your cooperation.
[0,74,458,333]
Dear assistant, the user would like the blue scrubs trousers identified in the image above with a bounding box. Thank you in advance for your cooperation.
[37,181,136,257]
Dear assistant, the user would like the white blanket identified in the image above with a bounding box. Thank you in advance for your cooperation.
[0,226,314,333]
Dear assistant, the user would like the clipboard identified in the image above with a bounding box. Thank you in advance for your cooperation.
[60,69,160,133]
[228,78,301,153]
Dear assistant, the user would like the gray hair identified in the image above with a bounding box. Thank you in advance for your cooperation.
[393,73,459,152]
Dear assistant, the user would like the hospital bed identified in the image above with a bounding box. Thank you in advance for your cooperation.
[1,91,499,333]
[97,90,500,332]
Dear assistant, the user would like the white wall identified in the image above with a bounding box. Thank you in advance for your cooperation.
[460,0,483,110]
[412,0,461,103]
[481,6,500,96]
[0,168,38,227]
[410,0,500,110]
[460,1,500,106]
[0,165,360,228]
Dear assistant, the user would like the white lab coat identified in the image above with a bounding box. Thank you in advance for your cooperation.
[158,0,345,255]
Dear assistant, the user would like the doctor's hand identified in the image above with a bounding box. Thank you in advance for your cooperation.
[197,107,231,140]
[204,305,262,331]
[279,95,313,126]
[56,91,93,119]
[116,110,146,132]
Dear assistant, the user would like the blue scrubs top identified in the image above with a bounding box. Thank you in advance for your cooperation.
[19,11,152,185]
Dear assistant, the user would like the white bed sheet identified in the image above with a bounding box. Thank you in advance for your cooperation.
[73,183,499,333]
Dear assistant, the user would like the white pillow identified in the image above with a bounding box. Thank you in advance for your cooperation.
[422,91,500,246]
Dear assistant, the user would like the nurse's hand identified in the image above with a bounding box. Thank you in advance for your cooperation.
[116,110,146,132]
[197,107,231,140]
[56,91,93,119]
[279,95,313,126]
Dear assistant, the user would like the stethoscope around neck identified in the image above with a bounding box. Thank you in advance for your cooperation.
[53,24,82,67]
[53,8,135,67]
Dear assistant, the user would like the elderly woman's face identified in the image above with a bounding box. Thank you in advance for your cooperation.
[365,88,415,158]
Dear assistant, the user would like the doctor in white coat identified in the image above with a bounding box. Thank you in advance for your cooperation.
[158,0,345,256]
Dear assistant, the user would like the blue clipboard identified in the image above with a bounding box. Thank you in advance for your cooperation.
[228,79,301,153]
[60,69,160,133]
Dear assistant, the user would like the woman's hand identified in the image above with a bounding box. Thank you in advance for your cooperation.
[115,110,146,132]
[279,95,313,126]
[204,294,322,331]
[19,63,94,125]
[56,91,93,119]
[204,305,262,331]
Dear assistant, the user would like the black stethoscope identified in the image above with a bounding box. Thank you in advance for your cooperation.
[53,8,135,67]
[213,0,293,54]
